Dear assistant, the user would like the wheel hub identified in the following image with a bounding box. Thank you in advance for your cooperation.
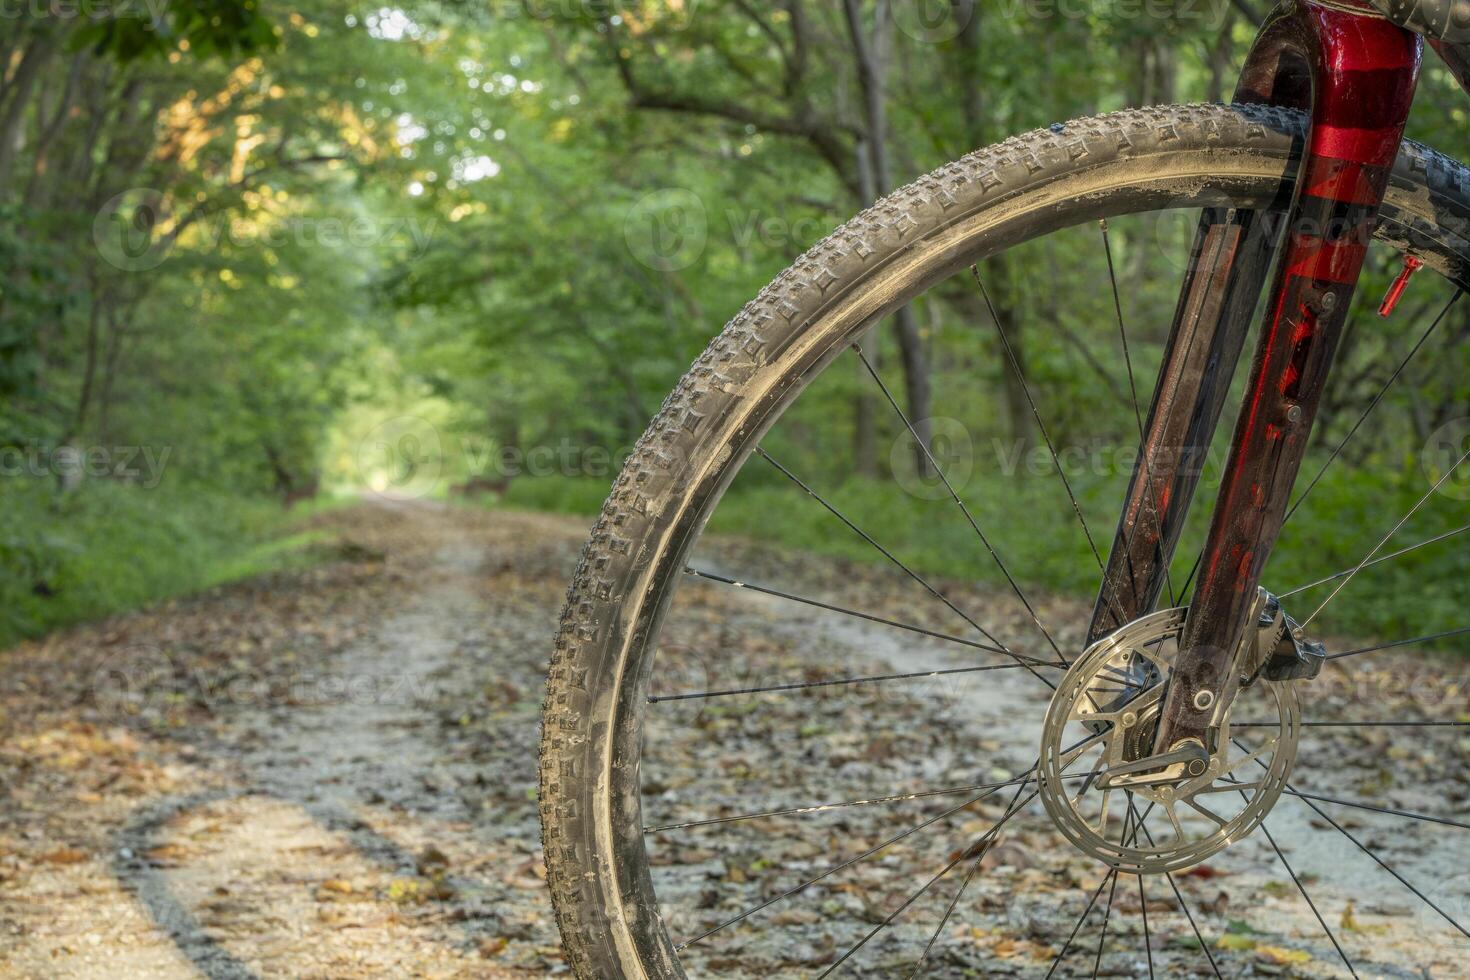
[1037,607,1301,874]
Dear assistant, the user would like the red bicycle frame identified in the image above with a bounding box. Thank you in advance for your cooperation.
[1088,0,1448,757]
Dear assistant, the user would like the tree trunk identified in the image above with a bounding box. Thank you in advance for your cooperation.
[955,0,983,147]
[845,0,933,477]
[951,2,1031,453]
[990,262,1032,452]
[0,33,56,191]
[854,354,877,477]
[1205,8,1239,103]
[97,287,144,446]
[1132,35,1178,107]
[66,277,106,445]
[851,135,879,477]
[24,52,85,209]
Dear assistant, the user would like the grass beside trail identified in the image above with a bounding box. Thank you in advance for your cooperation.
[489,462,1468,649]
[0,478,341,649]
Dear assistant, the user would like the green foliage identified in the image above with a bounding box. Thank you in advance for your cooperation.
[494,475,612,519]
[0,477,306,647]
[700,459,1470,648]
[73,0,279,62]
[4,0,1470,648]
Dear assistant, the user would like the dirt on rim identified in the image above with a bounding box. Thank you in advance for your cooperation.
[0,501,1466,978]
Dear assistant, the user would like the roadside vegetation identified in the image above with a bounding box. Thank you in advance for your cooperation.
[4,1,1467,649]
[0,477,339,646]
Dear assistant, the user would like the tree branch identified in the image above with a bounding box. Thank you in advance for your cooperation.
[604,17,861,197]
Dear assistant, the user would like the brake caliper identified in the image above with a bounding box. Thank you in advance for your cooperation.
[1250,590,1327,682]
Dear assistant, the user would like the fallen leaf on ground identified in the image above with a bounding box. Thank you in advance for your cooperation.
[40,847,87,865]
[1256,945,1312,966]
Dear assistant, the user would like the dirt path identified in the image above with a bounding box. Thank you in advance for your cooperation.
[1,502,1466,978]
[0,503,577,978]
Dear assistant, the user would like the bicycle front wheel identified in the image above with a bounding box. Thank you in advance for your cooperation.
[541,103,1470,978]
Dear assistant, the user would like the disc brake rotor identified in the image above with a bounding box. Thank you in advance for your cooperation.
[1037,607,1300,874]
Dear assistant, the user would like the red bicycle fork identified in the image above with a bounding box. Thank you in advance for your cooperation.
[1087,1,1423,757]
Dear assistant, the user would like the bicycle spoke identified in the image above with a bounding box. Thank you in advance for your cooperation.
[720,733,1102,974]
[907,845,986,979]
[1224,755,1354,974]
[1277,523,1470,598]
[852,341,1069,662]
[970,267,1108,580]
[643,772,1071,834]
[670,736,1110,952]
[1071,755,1107,808]
[1091,862,1121,977]
[1271,785,1470,832]
[1234,720,1470,728]
[1284,290,1461,525]
[755,448,1057,687]
[1178,549,1203,606]
[1328,625,1470,660]
[1259,821,1360,979]
[649,659,1061,703]
[646,739,1106,837]
[817,786,1038,978]
[908,779,1035,978]
[1235,737,1470,947]
[1047,797,1149,980]
[1044,871,1115,980]
[818,849,968,977]
[1137,820,1224,979]
[674,782,1005,950]
[1100,219,1176,608]
[1138,863,1155,980]
[682,566,1054,663]
[1099,221,1146,443]
[1301,444,1470,627]
[1293,792,1470,940]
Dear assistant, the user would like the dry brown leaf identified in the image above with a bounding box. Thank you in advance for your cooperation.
[40,847,87,865]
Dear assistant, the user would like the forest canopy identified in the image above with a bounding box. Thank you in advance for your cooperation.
[3,0,1469,646]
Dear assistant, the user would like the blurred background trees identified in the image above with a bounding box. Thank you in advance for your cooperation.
[3,0,1468,646]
